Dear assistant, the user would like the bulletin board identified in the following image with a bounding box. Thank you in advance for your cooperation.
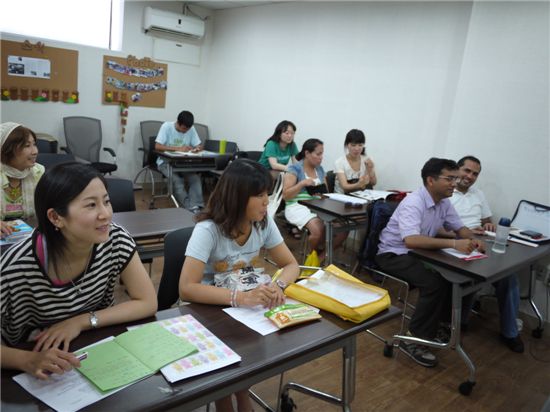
[102,55,167,108]
[1,39,79,103]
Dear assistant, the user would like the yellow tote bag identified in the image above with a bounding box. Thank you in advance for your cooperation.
[284,264,391,323]
[301,250,321,276]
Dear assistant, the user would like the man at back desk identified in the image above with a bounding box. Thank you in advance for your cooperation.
[155,110,204,213]
[375,158,485,368]
[451,155,523,354]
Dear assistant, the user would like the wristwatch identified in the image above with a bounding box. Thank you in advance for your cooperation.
[276,279,288,291]
[89,311,98,329]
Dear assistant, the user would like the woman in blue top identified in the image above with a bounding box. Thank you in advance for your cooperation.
[258,120,299,177]
[283,139,348,261]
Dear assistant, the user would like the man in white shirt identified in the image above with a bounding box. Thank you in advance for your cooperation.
[155,110,204,212]
[451,155,523,353]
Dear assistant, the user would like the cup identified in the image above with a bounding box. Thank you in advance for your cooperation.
[219,139,227,154]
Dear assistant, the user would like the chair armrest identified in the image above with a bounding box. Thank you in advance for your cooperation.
[60,146,71,154]
[103,147,117,162]
[74,156,91,165]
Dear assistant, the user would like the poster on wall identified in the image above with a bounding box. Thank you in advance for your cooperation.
[7,55,51,79]
[102,55,167,109]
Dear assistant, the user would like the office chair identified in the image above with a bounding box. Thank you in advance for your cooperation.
[35,133,58,153]
[62,116,117,174]
[105,177,154,272]
[36,153,76,170]
[157,226,195,310]
[134,121,166,208]
[234,150,263,162]
[325,170,336,193]
[194,123,209,145]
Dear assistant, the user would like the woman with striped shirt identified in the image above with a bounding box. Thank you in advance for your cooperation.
[0,163,157,379]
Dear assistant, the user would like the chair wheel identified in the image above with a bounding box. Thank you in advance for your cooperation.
[458,381,475,396]
[532,327,543,339]
[280,393,296,412]
[383,344,394,357]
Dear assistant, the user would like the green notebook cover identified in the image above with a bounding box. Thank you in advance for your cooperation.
[77,323,197,392]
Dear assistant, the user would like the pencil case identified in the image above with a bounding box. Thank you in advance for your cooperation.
[284,264,391,323]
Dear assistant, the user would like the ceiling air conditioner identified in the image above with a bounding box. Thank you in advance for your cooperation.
[143,7,205,40]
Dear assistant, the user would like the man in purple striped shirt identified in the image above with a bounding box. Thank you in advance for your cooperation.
[376,158,484,368]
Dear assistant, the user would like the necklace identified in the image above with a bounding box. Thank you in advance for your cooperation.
[5,180,22,199]
[52,248,94,295]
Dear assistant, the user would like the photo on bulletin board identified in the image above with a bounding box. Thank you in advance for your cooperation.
[102,55,167,108]
[1,39,79,103]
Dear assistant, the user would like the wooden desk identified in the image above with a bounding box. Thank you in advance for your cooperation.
[410,240,550,395]
[156,151,219,207]
[113,208,195,259]
[299,198,368,264]
[1,304,400,411]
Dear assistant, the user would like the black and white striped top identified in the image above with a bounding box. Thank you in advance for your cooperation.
[1,223,136,346]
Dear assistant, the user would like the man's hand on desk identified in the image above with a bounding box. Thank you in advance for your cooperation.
[191,145,203,153]
[455,238,486,254]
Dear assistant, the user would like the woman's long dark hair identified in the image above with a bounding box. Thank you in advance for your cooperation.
[264,120,297,147]
[34,162,107,268]
[344,129,366,155]
[196,159,272,238]
[295,138,323,161]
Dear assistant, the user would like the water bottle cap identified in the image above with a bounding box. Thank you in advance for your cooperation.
[499,217,511,227]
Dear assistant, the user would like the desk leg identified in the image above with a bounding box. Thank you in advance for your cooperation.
[452,282,477,396]
[527,265,544,338]
[326,220,334,265]
[167,164,179,208]
[280,336,356,411]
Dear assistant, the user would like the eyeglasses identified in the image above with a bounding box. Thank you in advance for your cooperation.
[438,175,461,183]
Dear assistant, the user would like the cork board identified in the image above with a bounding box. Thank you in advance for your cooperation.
[102,55,167,108]
[1,39,79,103]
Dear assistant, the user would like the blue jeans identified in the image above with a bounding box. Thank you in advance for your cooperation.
[159,163,204,210]
[462,274,520,338]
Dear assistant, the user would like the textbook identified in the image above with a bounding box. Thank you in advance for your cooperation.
[0,219,33,245]
[350,189,407,202]
[76,322,197,392]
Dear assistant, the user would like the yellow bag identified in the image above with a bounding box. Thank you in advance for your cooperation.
[284,264,391,323]
[301,250,321,276]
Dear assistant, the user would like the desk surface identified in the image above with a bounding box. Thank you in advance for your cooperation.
[411,239,550,282]
[113,208,195,240]
[1,304,400,412]
[299,197,368,219]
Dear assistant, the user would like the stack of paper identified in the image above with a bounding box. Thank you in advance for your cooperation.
[350,189,396,202]
[0,219,33,245]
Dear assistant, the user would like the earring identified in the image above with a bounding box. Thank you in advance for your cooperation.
[54,226,60,231]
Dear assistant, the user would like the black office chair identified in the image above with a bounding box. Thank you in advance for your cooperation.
[134,120,166,208]
[36,153,76,170]
[157,227,195,310]
[62,116,117,174]
[105,178,136,213]
[234,151,262,162]
[325,170,336,193]
[35,133,58,153]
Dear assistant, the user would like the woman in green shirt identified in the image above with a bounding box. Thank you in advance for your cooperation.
[258,120,299,177]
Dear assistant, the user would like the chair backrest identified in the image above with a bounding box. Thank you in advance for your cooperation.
[63,116,102,162]
[203,139,238,154]
[359,200,400,268]
[194,123,209,144]
[36,153,76,170]
[105,178,136,212]
[139,121,163,167]
[234,150,262,162]
[35,133,58,153]
[268,172,285,219]
[326,170,336,193]
[158,226,195,310]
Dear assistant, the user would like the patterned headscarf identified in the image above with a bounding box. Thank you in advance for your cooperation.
[1,122,37,219]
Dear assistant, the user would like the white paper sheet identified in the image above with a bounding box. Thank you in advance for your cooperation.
[442,248,487,260]
[222,298,316,335]
[325,193,367,205]
[12,337,133,412]
[296,271,384,307]
[350,189,395,202]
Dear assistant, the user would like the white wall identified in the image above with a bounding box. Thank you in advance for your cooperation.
[0,1,213,179]
[206,1,549,221]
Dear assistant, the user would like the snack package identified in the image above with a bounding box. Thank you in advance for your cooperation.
[214,266,271,291]
[264,303,322,329]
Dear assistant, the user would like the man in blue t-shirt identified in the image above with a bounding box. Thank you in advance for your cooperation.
[155,110,204,212]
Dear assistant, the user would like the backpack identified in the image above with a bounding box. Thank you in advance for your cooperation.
[358,199,400,269]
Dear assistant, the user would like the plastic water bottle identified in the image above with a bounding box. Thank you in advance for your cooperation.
[492,217,511,254]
